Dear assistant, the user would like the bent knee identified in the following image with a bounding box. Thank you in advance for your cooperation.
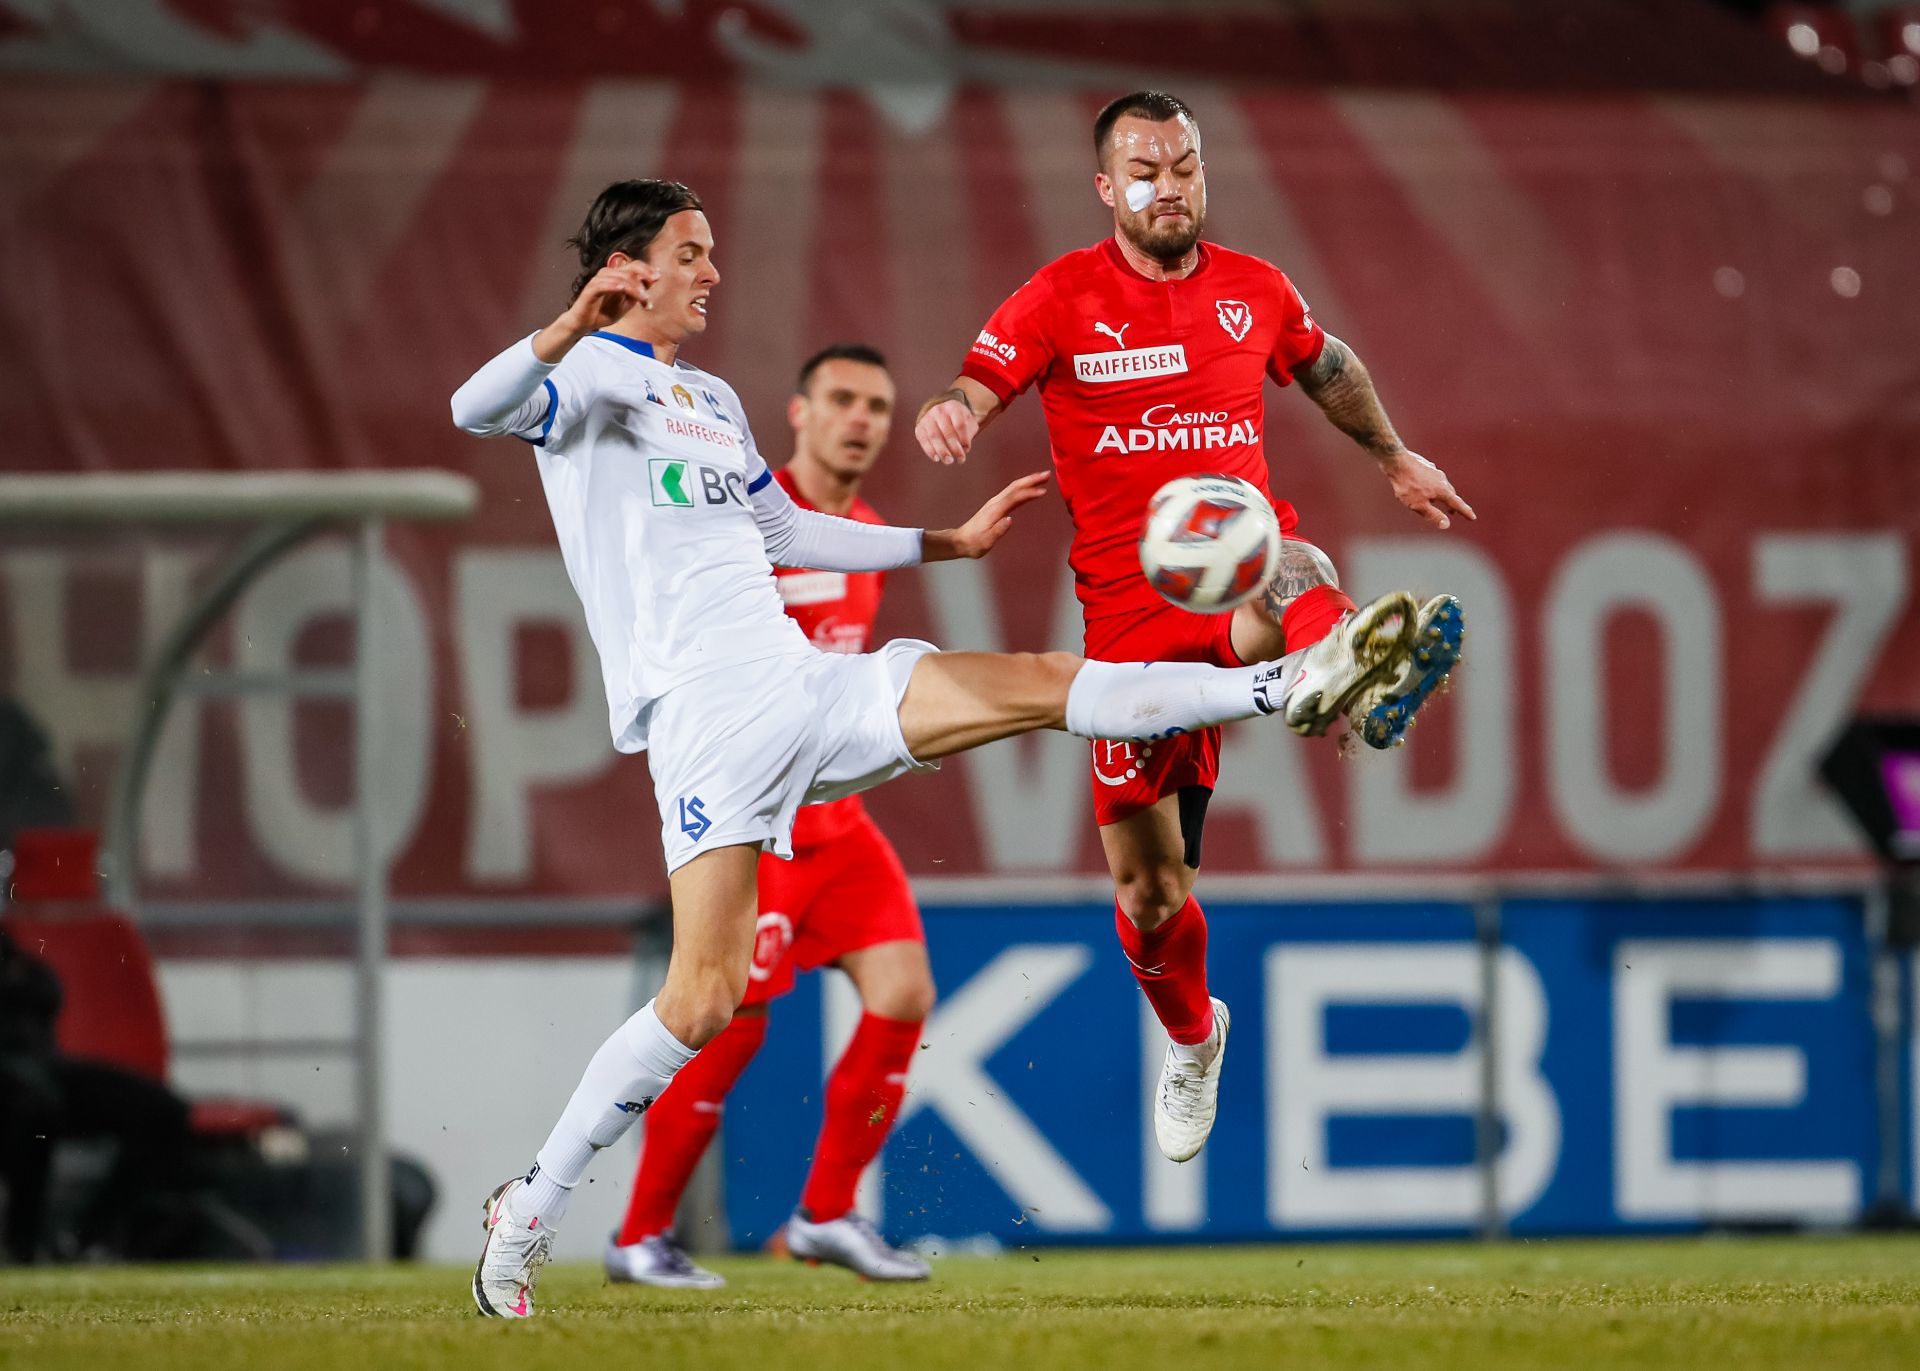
[869,974,935,1023]
[683,995,739,1049]
[1113,865,1195,929]
[660,974,748,1049]
[1263,539,1341,613]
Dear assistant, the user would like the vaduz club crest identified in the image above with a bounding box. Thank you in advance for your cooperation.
[1215,299,1252,342]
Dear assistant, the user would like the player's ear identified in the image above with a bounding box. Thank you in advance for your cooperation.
[1094,171,1115,208]
[786,393,807,431]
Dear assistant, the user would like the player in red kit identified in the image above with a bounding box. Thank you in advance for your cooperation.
[605,345,933,1287]
[915,91,1473,1163]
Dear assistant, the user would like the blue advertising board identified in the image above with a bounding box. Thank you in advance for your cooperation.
[721,896,1886,1246]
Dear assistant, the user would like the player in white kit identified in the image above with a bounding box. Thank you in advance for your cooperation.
[450,180,1419,1317]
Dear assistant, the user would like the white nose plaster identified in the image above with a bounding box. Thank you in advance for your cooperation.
[1125,180,1154,213]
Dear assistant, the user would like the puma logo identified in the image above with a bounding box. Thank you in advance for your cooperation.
[1093,321,1131,349]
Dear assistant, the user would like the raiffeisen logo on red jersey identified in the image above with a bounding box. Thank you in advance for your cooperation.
[1072,344,1188,384]
[1093,403,1259,455]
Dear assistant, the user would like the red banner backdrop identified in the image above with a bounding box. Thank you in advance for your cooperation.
[1,79,1916,900]
[0,1,1848,93]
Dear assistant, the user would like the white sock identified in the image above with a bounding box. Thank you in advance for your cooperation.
[1170,1030,1220,1067]
[1064,656,1298,742]
[509,999,696,1230]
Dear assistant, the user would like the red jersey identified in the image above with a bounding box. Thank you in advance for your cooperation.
[774,466,885,845]
[959,238,1323,634]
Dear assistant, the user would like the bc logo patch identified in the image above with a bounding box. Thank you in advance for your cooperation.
[649,458,692,507]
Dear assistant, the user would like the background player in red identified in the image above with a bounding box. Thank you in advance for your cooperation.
[605,344,933,1288]
[913,90,1473,1164]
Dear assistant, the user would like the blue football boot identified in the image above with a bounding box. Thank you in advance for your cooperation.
[1354,595,1465,750]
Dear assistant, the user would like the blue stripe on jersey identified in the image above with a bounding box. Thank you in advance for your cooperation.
[536,378,559,443]
[590,332,656,358]
[746,465,772,494]
[515,378,560,447]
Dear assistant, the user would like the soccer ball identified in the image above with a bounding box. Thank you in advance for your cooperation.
[1138,474,1282,613]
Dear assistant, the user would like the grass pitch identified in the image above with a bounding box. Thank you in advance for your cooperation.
[5,1237,1920,1371]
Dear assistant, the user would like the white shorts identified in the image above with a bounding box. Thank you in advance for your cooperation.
[648,639,941,874]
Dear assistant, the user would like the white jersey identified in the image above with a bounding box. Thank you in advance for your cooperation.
[452,331,922,752]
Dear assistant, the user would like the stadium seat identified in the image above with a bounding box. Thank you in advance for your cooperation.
[4,829,432,1259]
[1,827,294,1140]
[4,903,170,1082]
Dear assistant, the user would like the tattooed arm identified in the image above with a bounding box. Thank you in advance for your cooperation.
[915,376,1006,466]
[1296,334,1476,530]
[1295,334,1402,457]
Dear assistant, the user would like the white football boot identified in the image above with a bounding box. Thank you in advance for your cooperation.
[785,1211,931,1282]
[604,1232,726,1289]
[1269,590,1418,738]
[472,1177,554,1319]
[1153,997,1230,1163]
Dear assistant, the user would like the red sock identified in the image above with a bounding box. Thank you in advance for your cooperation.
[616,1010,768,1245]
[1280,582,1357,653]
[1115,897,1216,1045]
[798,1012,923,1223]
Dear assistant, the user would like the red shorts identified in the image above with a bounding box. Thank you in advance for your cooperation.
[1083,499,1311,826]
[1084,604,1246,827]
[742,808,923,1007]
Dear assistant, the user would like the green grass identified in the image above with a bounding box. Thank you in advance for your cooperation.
[5,1238,1920,1371]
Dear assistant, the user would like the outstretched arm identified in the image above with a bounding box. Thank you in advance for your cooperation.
[1296,334,1476,531]
[754,470,1050,571]
[914,375,1006,466]
[919,472,1050,561]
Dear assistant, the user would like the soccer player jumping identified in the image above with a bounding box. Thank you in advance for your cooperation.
[914,91,1473,1165]
[607,345,934,1288]
[451,178,1420,1318]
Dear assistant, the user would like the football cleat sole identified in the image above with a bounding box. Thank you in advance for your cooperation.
[1356,595,1465,750]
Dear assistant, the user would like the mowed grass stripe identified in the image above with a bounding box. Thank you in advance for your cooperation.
[4,1238,1920,1371]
